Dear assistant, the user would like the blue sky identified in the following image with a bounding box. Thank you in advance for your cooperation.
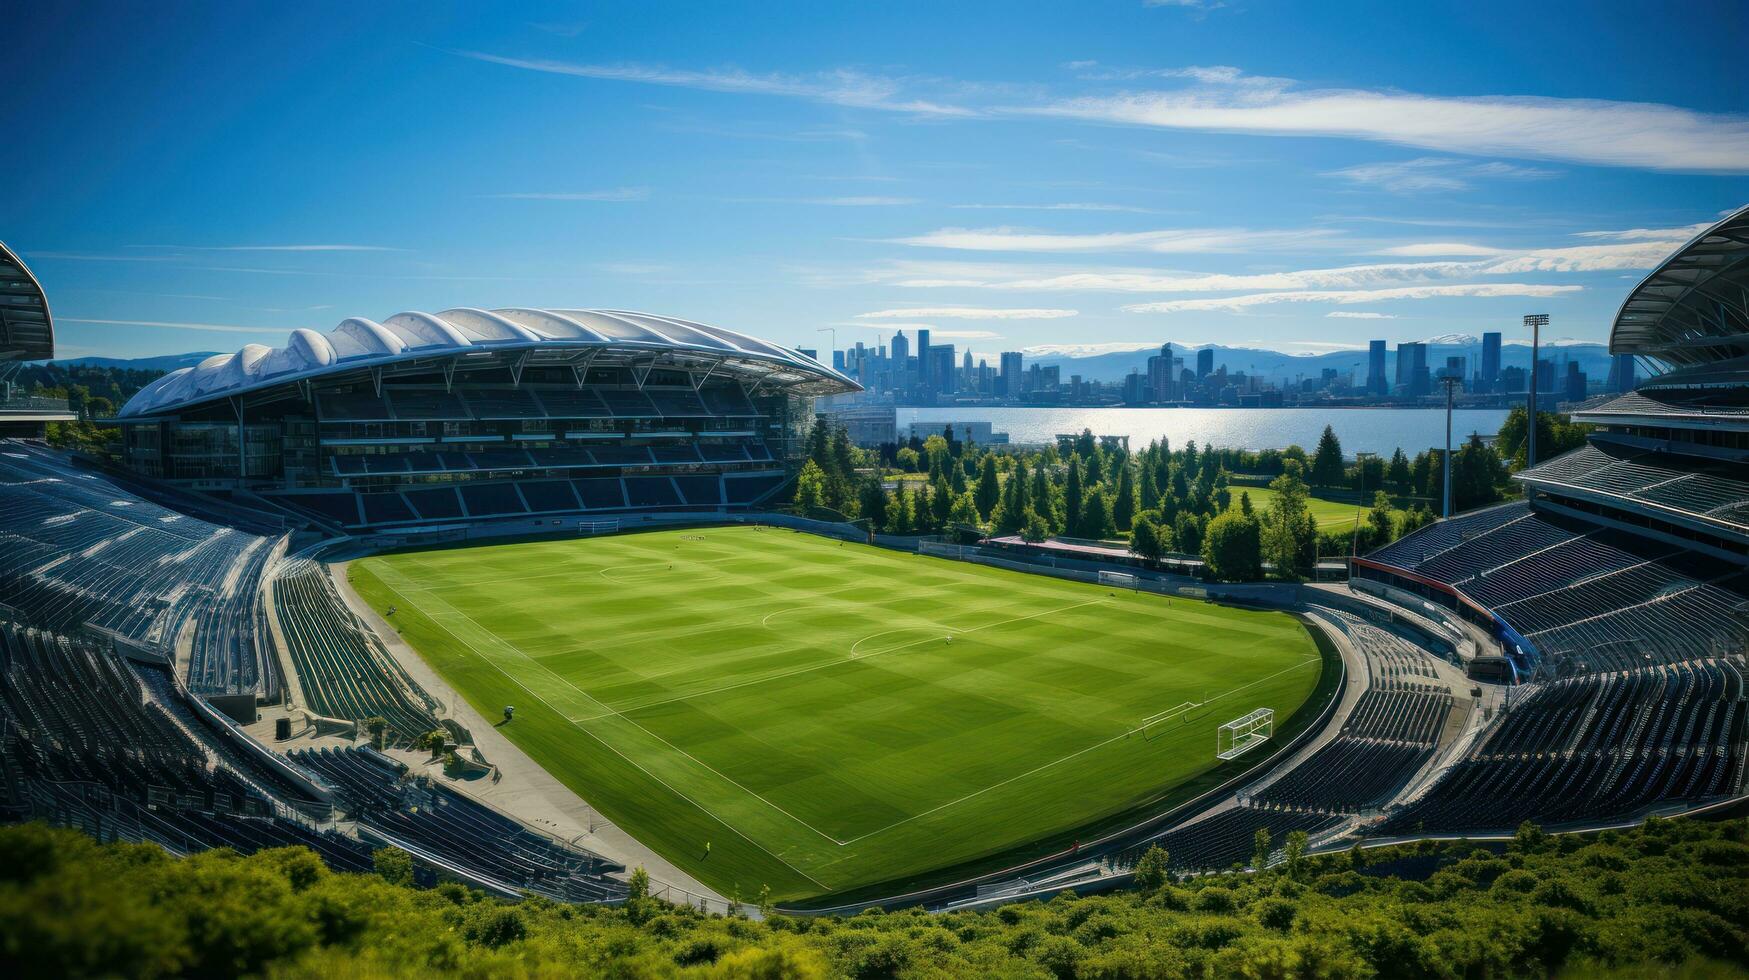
[4,0,1745,363]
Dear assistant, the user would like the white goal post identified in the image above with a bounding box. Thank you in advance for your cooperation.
[1098,570,1139,589]
[918,540,968,560]
[1216,708,1274,760]
[577,519,619,535]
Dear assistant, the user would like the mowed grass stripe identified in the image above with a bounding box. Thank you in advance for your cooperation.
[351,528,1321,900]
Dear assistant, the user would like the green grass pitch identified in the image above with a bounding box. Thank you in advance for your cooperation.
[349,527,1323,902]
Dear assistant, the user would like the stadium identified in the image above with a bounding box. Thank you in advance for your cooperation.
[0,207,1744,916]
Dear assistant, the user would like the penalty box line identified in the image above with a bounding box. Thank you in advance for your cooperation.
[365,566,847,877]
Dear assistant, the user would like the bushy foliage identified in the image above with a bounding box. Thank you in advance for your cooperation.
[1,818,1743,978]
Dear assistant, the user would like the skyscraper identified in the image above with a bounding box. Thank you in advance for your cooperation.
[916,329,931,390]
[930,345,956,394]
[1396,342,1430,396]
[890,330,909,371]
[1196,347,1214,378]
[1367,340,1388,396]
[999,351,1023,397]
[1481,332,1502,392]
[1147,343,1174,402]
[1608,353,1636,393]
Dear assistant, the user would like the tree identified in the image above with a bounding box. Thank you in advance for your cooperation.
[1366,491,1395,547]
[1262,469,1316,580]
[1202,509,1263,581]
[895,446,920,472]
[948,491,982,530]
[858,478,890,532]
[1020,508,1050,543]
[374,846,415,887]
[1130,513,1164,564]
[1080,491,1115,541]
[1497,404,1590,470]
[1252,827,1273,870]
[1132,846,1171,891]
[974,455,1001,521]
[1387,447,1412,493]
[1283,830,1308,881]
[1454,434,1509,511]
[1112,463,1137,532]
[794,460,826,512]
[1238,490,1254,517]
[930,475,953,527]
[1063,458,1084,538]
[1311,425,1345,487]
[1174,512,1203,556]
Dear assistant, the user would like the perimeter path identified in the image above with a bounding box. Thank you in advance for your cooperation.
[328,558,726,908]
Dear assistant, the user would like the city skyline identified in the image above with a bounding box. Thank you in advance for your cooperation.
[4,1,1745,362]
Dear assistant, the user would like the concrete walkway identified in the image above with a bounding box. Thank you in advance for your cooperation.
[321,558,727,908]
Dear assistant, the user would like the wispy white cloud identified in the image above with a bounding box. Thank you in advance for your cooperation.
[888,225,1340,253]
[1028,70,1749,172]
[856,306,1077,320]
[804,196,921,206]
[949,202,1161,214]
[128,244,404,252]
[483,188,650,202]
[1327,156,1560,193]
[1123,283,1582,314]
[1573,219,1718,241]
[1375,242,1507,257]
[59,317,294,334]
[1326,311,1397,319]
[451,50,975,116]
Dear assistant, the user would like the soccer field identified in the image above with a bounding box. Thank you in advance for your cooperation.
[349,527,1326,902]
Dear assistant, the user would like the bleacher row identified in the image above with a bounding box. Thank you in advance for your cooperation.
[275,471,788,529]
[329,439,774,476]
[1384,659,1746,833]
[1114,806,1342,874]
[1246,612,1453,816]
[270,561,445,747]
[0,441,283,699]
[1518,439,1749,524]
[1367,501,1749,674]
[293,747,625,902]
[315,384,760,422]
[1,622,623,899]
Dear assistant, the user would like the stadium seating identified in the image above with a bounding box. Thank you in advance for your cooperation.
[1382,659,1745,833]
[0,441,283,699]
[291,747,626,902]
[1115,806,1340,873]
[270,560,443,746]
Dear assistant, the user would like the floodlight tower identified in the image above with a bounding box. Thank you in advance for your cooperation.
[1350,450,1377,562]
[1524,314,1549,467]
[1441,375,1462,518]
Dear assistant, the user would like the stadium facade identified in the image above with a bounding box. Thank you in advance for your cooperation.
[1355,206,1749,683]
[0,240,75,435]
[114,309,859,531]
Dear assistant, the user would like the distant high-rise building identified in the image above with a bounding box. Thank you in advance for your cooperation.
[1500,365,1527,393]
[1196,347,1214,378]
[961,350,973,374]
[1608,353,1636,393]
[1396,342,1430,396]
[1481,332,1502,391]
[890,330,909,370]
[930,345,957,394]
[1442,355,1466,381]
[999,351,1023,397]
[1366,340,1388,396]
[831,349,846,372]
[798,348,819,362]
[1565,361,1587,402]
[916,329,932,390]
[1146,343,1174,402]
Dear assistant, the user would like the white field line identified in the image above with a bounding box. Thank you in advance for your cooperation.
[363,564,833,889]
[836,653,1323,846]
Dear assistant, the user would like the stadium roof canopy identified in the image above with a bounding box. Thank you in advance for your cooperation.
[120,309,859,418]
[1610,204,1749,379]
[0,241,54,362]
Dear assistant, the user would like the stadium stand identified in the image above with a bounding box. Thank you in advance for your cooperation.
[292,747,626,902]
[0,441,284,700]
[269,560,448,747]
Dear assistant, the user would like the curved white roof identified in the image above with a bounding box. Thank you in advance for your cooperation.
[1611,204,1749,374]
[120,308,856,417]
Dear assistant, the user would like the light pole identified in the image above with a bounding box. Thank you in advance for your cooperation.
[1351,451,1376,562]
[1441,375,1462,518]
[1523,314,1548,467]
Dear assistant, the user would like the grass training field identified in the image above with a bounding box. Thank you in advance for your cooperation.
[1234,485,1394,531]
[349,528,1324,902]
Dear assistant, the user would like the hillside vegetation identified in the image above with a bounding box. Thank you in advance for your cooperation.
[2,817,1742,978]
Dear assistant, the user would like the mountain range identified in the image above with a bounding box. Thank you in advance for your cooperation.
[1025,339,1618,385]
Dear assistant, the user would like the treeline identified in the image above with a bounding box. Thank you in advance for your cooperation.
[11,364,170,454]
[796,411,1552,581]
[2,817,1741,977]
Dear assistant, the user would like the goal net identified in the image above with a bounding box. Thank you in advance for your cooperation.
[1098,570,1139,589]
[1216,708,1274,760]
[918,540,967,560]
[577,519,619,535]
